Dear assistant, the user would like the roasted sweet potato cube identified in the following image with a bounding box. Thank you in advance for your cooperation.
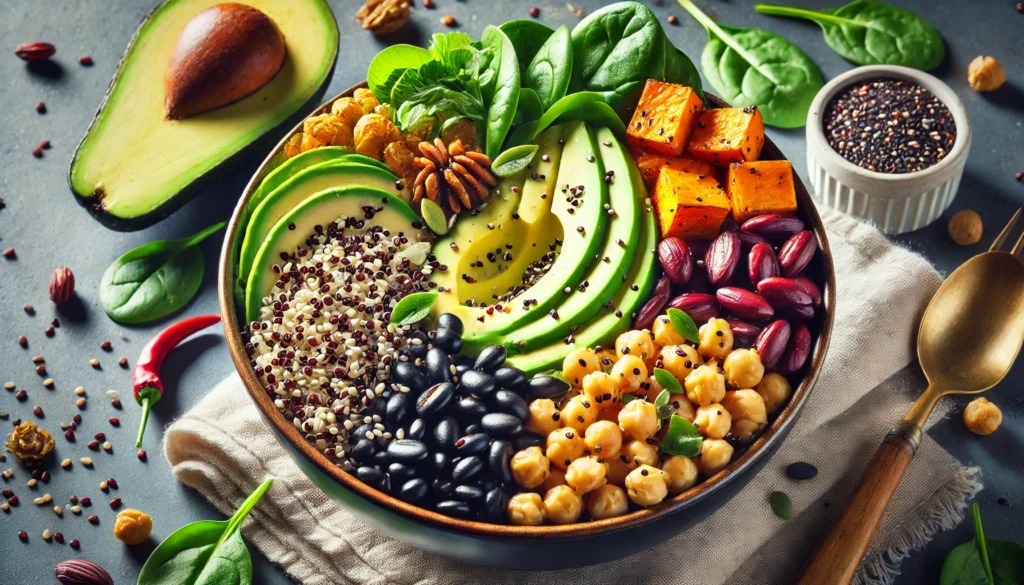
[627,80,703,157]
[652,157,731,240]
[629,147,672,191]
[687,106,765,167]
[728,160,797,223]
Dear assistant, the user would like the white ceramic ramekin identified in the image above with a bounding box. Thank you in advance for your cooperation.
[806,65,971,235]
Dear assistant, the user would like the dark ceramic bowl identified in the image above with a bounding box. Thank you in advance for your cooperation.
[218,85,837,570]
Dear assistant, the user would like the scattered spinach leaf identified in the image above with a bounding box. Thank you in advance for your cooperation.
[480,25,521,159]
[499,19,555,76]
[505,91,626,148]
[491,144,539,177]
[653,367,684,396]
[755,1,944,70]
[366,44,432,102]
[391,292,439,326]
[666,308,700,344]
[679,0,824,128]
[138,478,273,585]
[100,222,224,325]
[770,491,792,519]
[524,25,574,111]
[660,414,703,456]
[941,503,1024,585]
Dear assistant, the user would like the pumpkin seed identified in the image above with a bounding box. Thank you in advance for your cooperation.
[420,199,449,235]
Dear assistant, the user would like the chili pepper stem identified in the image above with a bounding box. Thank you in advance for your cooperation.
[135,397,152,448]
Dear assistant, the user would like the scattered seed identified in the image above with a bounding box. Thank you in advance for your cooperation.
[110,399,122,409]
[88,515,99,525]
[76,398,87,409]
[35,364,47,375]
[998,497,1009,506]
[33,496,46,505]
[107,478,118,489]
[54,532,64,544]
[51,318,59,328]
[43,378,54,388]
[27,479,37,488]
[100,341,112,351]
[35,102,46,114]
[64,430,74,441]
[33,406,43,417]
[70,505,81,514]
[786,461,818,480]
[0,502,8,511]
[94,433,105,441]
[528,6,540,17]
[3,248,16,259]
[79,457,93,466]
[80,497,91,506]
[18,530,28,542]
[4,382,14,390]
[7,496,18,505]
[667,14,678,24]
[18,336,28,347]
[770,491,792,519]
[69,539,80,549]
[423,0,435,6]
[102,442,112,452]
[109,498,122,510]
[1016,172,1023,182]
[137,450,147,462]
[108,418,120,427]
[89,359,100,368]
[118,357,128,368]
[60,459,72,469]
[42,529,52,541]
[78,56,93,66]
[87,441,99,450]
[99,481,108,491]
[441,14,456,26]
[16,390,28,401]
[53,505,62,517]
[45,327,55,337]
[75,387,86,396]
[105,390,118,398]
[24,305,35,315]
[40,471,49,482]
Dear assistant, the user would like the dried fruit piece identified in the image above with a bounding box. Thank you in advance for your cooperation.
[49,267,76,304]
[15,42,56,62]
[5,421,54,464]
[355,0,412,34]
[55,559,114,585]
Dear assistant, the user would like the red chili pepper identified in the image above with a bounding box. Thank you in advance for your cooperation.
[133,315,221,447]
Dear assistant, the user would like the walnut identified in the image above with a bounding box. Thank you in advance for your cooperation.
[963,397,1001,435]
[49,266,75,305]
[947,210,982,246]
[302,114,353,148]
[413,138,497,215]
[967,56,1006,92]
[5,421,55,464]
[113,509,153,545]
[356,0,411,35]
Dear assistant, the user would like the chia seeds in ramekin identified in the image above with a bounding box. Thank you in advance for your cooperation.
[244,218,435,469]
[822,78,956,174]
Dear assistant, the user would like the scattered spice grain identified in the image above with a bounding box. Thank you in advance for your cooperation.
[35,102,46,114]
[78,56,93,66]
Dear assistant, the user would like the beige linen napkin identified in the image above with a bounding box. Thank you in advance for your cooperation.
[165,209,980,585]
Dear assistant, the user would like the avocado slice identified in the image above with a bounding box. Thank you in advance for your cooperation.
[69,0,339,230]
[507,182,658,375]
[431,121,611,353]
[503,127,642,354]
[245,186,428,322]
[237,161,410,293]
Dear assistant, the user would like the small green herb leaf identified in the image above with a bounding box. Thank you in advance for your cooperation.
[666,308,700,344]
[491,144,539,177]
[653,389,670,409]
[653,368,684,395]
[653,389,673,421]
[621,393,637,405]
[420,199,449,235]
[770,491,792,519]
[391,292,438,326]
[660,414,703,456]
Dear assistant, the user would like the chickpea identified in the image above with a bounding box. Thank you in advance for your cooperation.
[660,344,703,381]
[723,348,764,389]
[595,346,618,369]
[507,492,546,526]
[584,420,623,459]
[510,446,550,489]
[113,509,152,545]
[616,329,656,361]
[563,348,601,387]
[697,439,734,476]
[604,454,637,486]
[668,393,696,422]
[693,404,732,439]
[283,133,303,159]
[565,456,608,495]
[541,485,583,524]
[352,88,380,114]
[625,465,669,507]
[699,318,734,359]
[622,439,659,467]
[653,315,685,347]
[643,374,664,402]
[525,398,561,437]
[302,114,353,148]
[963,398,1002,435]
[611,355,648,392]
[587,484,629,520]
[618,399,660,442]
[382,141,415,179]
[721,389,768,442]
[330,97,365,128]
[546,428,586,470]
[561,395,598,434]
[967,56,1006,92]
[353,113,400,160]
[662,456,698,495]
[755,373,792,415]
[685,365,726,406]
[543,466,567,493]
[299,132,323,153]
[582,371,622,410]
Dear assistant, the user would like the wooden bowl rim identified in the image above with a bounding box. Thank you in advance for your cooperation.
[217,84,837,539]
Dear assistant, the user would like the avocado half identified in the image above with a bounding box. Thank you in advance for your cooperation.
[69,0,339,231]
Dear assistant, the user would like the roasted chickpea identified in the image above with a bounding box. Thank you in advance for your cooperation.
[699,318,734,359]
[604,454,637,486]
[685,365,726,406]
[653,315,685,347]
[507,492,546,526]
[595,346,618,369]
[662,456,699,494]
[511,446,550,489]
[565,456,608,495]
[563,348,601,387]
[383,141,415,179]
[693,404,732,439]
[352,88,380,114]
[300,132,323,153]
[616,329,656,361]
[283,133,303,159]
[542,485,583,524]
[963,398,1002,435]
[668,393,696,422]
[526,398,562,437]
[660,344,703,380]
[113,509,152,545]
[697,439,734,476]
[353,113,400,160]
[723,348,764,389]
[611,355,649,393]
[625,465,669,507]
[330,97,365,128]
[621,439,659,467]
[618,399,660,441]
[439,118,477,149]
[587,484,629,520]
[543,466,567,492]
[303,113,353,148]
[582,371,621,410]
[561,395,598,434]
[584,420,623,459]
[755,373,792,415]
[546,428,586,470]
[721,389,768,441]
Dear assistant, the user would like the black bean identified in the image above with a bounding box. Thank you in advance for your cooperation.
[398,478,429,503]
[372,450,391,468]
[388,462,418,481]
[355,466,386,489]
[417,382,454,419]
[494,366,528,391]
[491,389,530,422]
[407,342,429,360]
[433,327,463,354]
[394,362,428,393]
[786,461,818,480]
[488,440,513,483]
[510,431,544,451]
[406,418,427,441]
[480,413,523,437]
[437,313,464,334]
[387,439,429,463]
[454,484,485,502]
[353,424,374,441]
[464,424,482,435]
[431,416,460,453]
[481,488,508,522]
[426,348,452,385]
[431,479,454,499]
[426,452,451,478]
[460,370,497,397]
[435,499,473,519]
[454,433,491,456]
[455,362,473,375]
[349,439,376,463]
[474,345,507,372]
[475,478,499,493]
[380,472,392,494]
[527,375,570,399]
[386,392,411,427]
[453,396,487,422]
[452,455,484,482]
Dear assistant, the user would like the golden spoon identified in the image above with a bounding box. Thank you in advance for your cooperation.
[797,208,1024,585]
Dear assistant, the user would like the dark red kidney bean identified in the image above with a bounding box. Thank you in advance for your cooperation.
[754,320,791,370]
[657,238,693,287]
[748,242,780,285]
[687,239,711,262]
[725,318,763,349]
[734,229,771,249]
[705,231,741,287]
[757,277,813,314]
[668,293,719,323]
[778,231,817,277]
[633,276,671,329]
[779,323,811,375]
[741,214,805,239]
[791,276,822,307]
[715,287,774,322]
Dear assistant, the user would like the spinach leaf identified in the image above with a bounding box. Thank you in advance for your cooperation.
[505,92,625,148]
[941,504,1024,585]
[480,26,521,160]
[679,0,824,129]
[138,478,273,585]
[512,87,544,131]
[491,144,539,177]
[755,1,944,70]
[660,414,703,456]
[524,25,573,111]
[664,44,705,100]
[367,44,432,102]
[100,222,224,325]
[500,19,555,75]
[391,292,438,326]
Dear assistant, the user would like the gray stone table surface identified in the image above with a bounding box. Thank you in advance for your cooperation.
[0,0,1021,583]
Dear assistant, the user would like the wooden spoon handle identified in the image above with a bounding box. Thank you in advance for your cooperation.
[795,424,921,585]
